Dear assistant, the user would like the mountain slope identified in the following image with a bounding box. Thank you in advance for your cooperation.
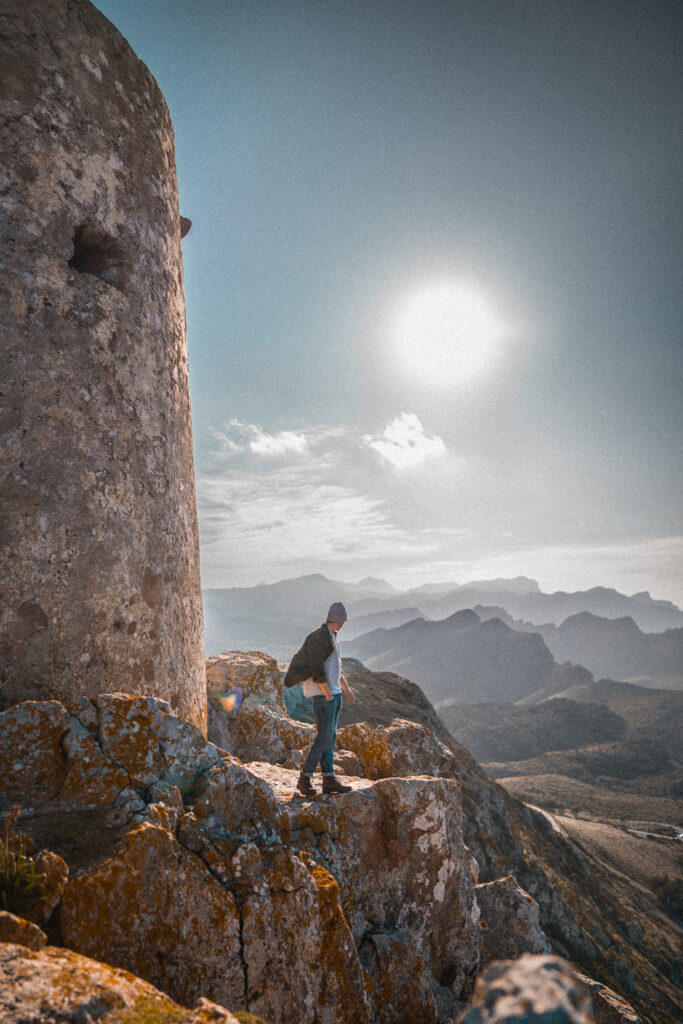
[475,607,683,688]
[283,660,683,1023]
[437,697,628,763]
[347,609,588,703]
[418,586,683,632]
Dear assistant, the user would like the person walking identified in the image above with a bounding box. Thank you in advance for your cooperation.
[295,602,355,796]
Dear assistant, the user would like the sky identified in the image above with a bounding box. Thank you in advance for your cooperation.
[94,0,683,604]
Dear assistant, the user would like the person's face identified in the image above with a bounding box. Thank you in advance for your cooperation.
[329,620,344,633]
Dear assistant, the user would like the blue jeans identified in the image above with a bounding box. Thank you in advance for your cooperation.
[302,693,342,776]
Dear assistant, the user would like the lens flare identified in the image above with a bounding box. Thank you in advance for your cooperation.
[215,687,243,713]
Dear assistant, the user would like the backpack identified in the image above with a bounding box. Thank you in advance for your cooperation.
[283,645,310,688]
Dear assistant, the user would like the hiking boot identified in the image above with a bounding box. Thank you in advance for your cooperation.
[322,776,352,795]
[296,772,316,797]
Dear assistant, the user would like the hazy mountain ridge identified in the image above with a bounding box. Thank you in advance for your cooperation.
[474,606,683,688]
[202,574,683,681]
[347,608,591,704]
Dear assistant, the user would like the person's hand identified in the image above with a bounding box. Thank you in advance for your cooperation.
[325,692,333,701]
[346,687,356,704]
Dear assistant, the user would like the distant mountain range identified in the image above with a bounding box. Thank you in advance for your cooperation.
[473,607,683,689]
[202,573,683,691]
[346,608,595,704]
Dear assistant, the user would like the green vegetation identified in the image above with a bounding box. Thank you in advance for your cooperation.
[0,805,46,915]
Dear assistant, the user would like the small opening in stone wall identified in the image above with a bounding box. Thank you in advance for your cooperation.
[68,223,130,291]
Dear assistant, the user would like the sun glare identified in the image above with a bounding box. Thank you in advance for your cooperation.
[391,280,507,388]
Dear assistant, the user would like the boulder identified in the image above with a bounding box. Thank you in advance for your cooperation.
[475,875,550,963]
[190,757,289,849]
[60,718,129,807]
[248,763,481,1002]
[207,651,315,763]
[239,852,369,1024]
[60,822,245,1011]
[0,942,242,1022]
[96,692,225,794]
[0,911,46,951]
[25,850,69,926]
[207,651,287,710]
[0,694,225,813]
[337,719,460,780]
[457,954,595,1022]
[0,701,70,804]
[58,817,368,1024]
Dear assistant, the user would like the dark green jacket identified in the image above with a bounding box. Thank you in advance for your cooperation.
[283,624,334,688]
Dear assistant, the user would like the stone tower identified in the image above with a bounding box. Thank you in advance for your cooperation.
[0,0,207,731]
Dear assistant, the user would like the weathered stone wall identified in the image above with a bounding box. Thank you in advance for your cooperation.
[0,0,206,730]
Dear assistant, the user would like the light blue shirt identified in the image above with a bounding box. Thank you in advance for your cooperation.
[323,626,342,695]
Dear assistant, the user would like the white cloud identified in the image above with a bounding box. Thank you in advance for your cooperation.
[363,413,447,469]
[249,429,308,456]
[209,420,309,461]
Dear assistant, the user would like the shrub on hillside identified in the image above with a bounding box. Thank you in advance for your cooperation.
[0,805,46,915]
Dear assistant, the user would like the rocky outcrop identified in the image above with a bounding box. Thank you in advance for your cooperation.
[207,651,315,763]
[207,651,361,774]
[0,660,660,1024]
[574,973,645,1023]
[456,954,645,1024]
[337,718,459,779]
[61,822,245,1012]
[0,0,205,729]
[0,694,224,811]
[0,913,46,952]
[475,876,551,963]
[2,691,479,1023]
[314,658,682,1024]
[0,943,242,1023]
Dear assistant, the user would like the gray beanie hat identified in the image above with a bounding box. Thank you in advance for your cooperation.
[326,601,348,623]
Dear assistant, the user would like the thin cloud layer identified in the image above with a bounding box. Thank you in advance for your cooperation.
[196,416,683,605]
[363,413,447,469]
[213,420,309,459]
[197,465,430,587]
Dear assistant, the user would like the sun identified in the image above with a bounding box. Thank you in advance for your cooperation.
[390,280,507,388]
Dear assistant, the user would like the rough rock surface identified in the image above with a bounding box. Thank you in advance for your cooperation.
[334,661,683,1024]
[2,694,480,1023]
[207,651,316,762]
[0,942,242,1023]
[0,0,206,730]
[248,763,481,1018]
[206,651,361,775]
[0,912,46,951]
[457,954,596,1023]
[475,875,551,964]
[359,931,440,1024]
[574,973,645,1024]
[26,849,69,926]
[61,822,245,1011]
[0,693,224,811]
[0,685,658,1024]
[338,718,459,780]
